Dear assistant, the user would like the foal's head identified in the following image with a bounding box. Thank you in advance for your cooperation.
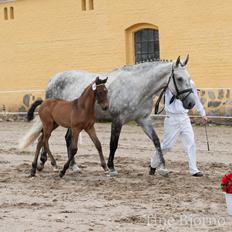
[92,76,109,111]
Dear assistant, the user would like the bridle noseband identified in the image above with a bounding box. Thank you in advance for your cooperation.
[155,65,193,114]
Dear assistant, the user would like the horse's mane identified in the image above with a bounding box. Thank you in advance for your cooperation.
[112,59,172,74]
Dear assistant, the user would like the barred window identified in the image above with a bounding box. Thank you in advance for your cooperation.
[134,29,160,63]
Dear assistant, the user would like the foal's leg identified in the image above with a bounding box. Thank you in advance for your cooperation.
[85,126,108,171]
[31,134,43,176]
[136,117,166,176]
[107,118,122,176]
[65,129,80,172]
[59,128,80,178]
[38,129,78,172]
[37,147,47,171]
[37,124,58,171]
[43,127,58,171]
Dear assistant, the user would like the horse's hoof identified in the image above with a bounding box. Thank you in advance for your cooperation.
[69,164,81,173]
[108,170,118,177]
[159,168,169,177]
[28,174,35,178]
[37,162,44,172]
[30,170,36,177]
[149,167,156,175]
[59,171,64,178]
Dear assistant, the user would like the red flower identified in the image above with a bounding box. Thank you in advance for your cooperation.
[221,172,232,194]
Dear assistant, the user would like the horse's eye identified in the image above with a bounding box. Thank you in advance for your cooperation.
[177,77,183,82]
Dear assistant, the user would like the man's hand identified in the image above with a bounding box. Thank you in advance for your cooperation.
[201,116,208,125]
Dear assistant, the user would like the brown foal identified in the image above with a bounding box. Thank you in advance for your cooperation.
[28,76,109,177]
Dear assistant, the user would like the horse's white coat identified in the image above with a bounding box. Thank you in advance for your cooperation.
[46,61,193,124]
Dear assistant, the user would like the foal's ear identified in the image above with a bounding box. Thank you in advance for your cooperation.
[95,77,101,85]
[175,56,181,67]
[95,76,100,83]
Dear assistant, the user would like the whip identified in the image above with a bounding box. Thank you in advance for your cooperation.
[204,124,210,151]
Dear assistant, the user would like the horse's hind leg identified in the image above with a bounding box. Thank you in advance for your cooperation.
[136,117,167,176]
[31,134,43,176]
[107,119,122,176]
[60,128,80,178]
[86,126,107,172]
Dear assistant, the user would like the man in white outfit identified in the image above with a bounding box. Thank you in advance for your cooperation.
[150,80,208,177]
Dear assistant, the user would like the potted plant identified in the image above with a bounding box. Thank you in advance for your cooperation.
[221,172,232,216]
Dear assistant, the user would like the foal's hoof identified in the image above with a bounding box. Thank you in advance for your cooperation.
[53,166,59,172]
[37,162,44,172]
[102,164,109,172]
[159,168,169,177]
[108,169,118,177]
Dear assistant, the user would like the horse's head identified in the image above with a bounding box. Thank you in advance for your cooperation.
[93,76,109,111]
[168,55,195,109]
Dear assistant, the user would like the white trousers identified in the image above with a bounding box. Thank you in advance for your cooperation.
[150,115,200,175]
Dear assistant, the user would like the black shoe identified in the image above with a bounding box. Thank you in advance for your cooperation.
[192,172,203,177]
[149,166,156,175]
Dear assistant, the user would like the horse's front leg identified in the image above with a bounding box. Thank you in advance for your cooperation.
[85,126,108,172]
[107,118,122,176]
[136,117,167,176]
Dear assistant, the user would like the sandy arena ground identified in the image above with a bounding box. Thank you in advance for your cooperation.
[0,121,232,232]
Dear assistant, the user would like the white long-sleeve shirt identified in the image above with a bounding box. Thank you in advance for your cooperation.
[165,81,206,117]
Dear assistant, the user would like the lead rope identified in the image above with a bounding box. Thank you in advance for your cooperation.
[154,67,174,114]
[154,87,167,114]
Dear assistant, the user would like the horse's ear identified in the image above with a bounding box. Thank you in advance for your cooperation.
[175,56,181,67]
[102,77,108,83]
[182,54,189,66]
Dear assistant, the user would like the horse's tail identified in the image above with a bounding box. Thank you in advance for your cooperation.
[18,117,43,151]
[27,99,43,121]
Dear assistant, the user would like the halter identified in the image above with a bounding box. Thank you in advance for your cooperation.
[93,82,107,104]
[155,65,193,114]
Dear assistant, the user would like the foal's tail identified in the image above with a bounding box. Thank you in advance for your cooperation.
[27,99,43,121]
[18,117,43,151]
[18,99,43,151]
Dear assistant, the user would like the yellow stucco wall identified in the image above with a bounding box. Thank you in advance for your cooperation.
[0,0,232,113]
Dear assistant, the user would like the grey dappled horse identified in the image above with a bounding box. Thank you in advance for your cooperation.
[20,56,195,176]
